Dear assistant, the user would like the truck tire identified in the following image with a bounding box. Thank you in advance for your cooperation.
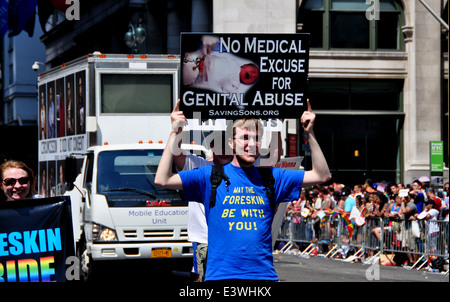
[77,238,95,282]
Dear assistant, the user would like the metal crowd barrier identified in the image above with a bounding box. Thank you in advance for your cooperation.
[276,212,449,273]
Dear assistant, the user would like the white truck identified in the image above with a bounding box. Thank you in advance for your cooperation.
[37,53,206,280]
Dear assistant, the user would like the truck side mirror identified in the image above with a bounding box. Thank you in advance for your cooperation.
[65,156,78,191]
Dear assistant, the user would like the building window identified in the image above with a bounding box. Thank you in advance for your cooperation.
[305,79,404,185]
[298,0,405,50]
[308,78,403,111]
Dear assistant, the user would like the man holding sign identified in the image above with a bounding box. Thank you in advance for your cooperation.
[155,100,330,281]
[180,33,310,119]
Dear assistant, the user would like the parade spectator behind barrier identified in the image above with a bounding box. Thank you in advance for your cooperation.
[344,187,357,214]
[399,193,418,265]
[288,190,313,247]
[287,190,309,224]
[409,180,427,253]
[443,182,449,198]
[364,179,375,194]
[309,189,322,243]
[425,187,442,212]
[417,199,440,253]
[327,185,338,208]
[351,184,363,200]
[335,190,346,211]
[318,187,330,208]
[409,180,426,214]
[387,194,403,248]
[309,187,320,211]
[0,160,36,202]
[388,182,399,204]
[355,194,367,212]
[370,191,389,245]
[388,194,402,218]
[371,191,389,217]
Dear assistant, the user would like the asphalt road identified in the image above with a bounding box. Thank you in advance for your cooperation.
[78,253,448,283]
[273,253,449,282]
[17,254,446,300]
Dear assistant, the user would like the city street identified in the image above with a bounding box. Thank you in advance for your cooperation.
[273,253,449,282]
[81,252,448,283]
[1,1,448,295]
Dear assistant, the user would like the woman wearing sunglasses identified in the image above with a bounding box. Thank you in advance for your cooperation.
[0,160,36,201]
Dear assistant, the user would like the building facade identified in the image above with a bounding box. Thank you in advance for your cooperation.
[4,0,448,186]
[214,0,449,185]
[1,16,45,169]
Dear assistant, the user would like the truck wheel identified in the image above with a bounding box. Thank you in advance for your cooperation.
[77,239,95,282]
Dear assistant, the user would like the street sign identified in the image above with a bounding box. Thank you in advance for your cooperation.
[430,141,444,173]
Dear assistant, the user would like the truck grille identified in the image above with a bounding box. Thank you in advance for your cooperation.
[122,228,188,240]
[144,229,173,238]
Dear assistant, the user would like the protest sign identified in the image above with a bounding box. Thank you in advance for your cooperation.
[180,33,310,120]
[0,196,74,282]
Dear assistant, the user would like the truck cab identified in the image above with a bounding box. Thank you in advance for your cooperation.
[66,143,207,280]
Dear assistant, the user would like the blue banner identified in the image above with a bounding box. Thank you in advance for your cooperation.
[0,196,74,282]
[0,0,8,37]
[8,0,38,37]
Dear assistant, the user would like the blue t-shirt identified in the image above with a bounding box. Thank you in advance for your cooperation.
[179,163,304,281]
[344,196,356,213]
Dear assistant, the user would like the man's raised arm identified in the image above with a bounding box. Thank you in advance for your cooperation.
[154,101,185,190]
[301,100,332,186]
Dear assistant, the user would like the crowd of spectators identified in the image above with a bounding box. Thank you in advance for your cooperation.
[283,179,449,267]
[287,179,449,224]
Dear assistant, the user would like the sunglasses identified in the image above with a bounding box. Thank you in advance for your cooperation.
[2,177,30,187]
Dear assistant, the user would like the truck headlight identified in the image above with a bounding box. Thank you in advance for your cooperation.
[92,223,117,242]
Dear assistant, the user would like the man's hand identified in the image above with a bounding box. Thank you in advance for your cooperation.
[171,99,187,134]
[301,99,315,134]
[300,99,332,186]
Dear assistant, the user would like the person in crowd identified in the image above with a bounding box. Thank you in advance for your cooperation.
[287,189,311,245]
[409,180,426,214]
[383,193,403,249]
[351,184,363,199]
[155,100,331,281]
[425,187,442,212]
[388,194,402,218]
[355,194,366,212]
[388,182,399,204]
[344,190,357,214]
[363,179,375,194]
[399,193,418,265]
[289,189,310,218]
[0,160,36,202]
[417,199,440,253]
[369,191,389,247]
[369,191,389,218]
[335,190,346,211]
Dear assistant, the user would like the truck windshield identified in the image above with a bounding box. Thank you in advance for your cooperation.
[101,74,172,113]
[97,150,185,207]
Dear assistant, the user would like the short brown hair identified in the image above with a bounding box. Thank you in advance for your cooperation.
[231,119,263,138]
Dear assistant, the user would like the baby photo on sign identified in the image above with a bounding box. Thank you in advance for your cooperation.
[183,35,260,105]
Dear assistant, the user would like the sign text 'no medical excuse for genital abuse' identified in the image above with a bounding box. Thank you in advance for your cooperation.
[180,33,310,119]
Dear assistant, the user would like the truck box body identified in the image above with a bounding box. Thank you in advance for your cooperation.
[37,53,200,279]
